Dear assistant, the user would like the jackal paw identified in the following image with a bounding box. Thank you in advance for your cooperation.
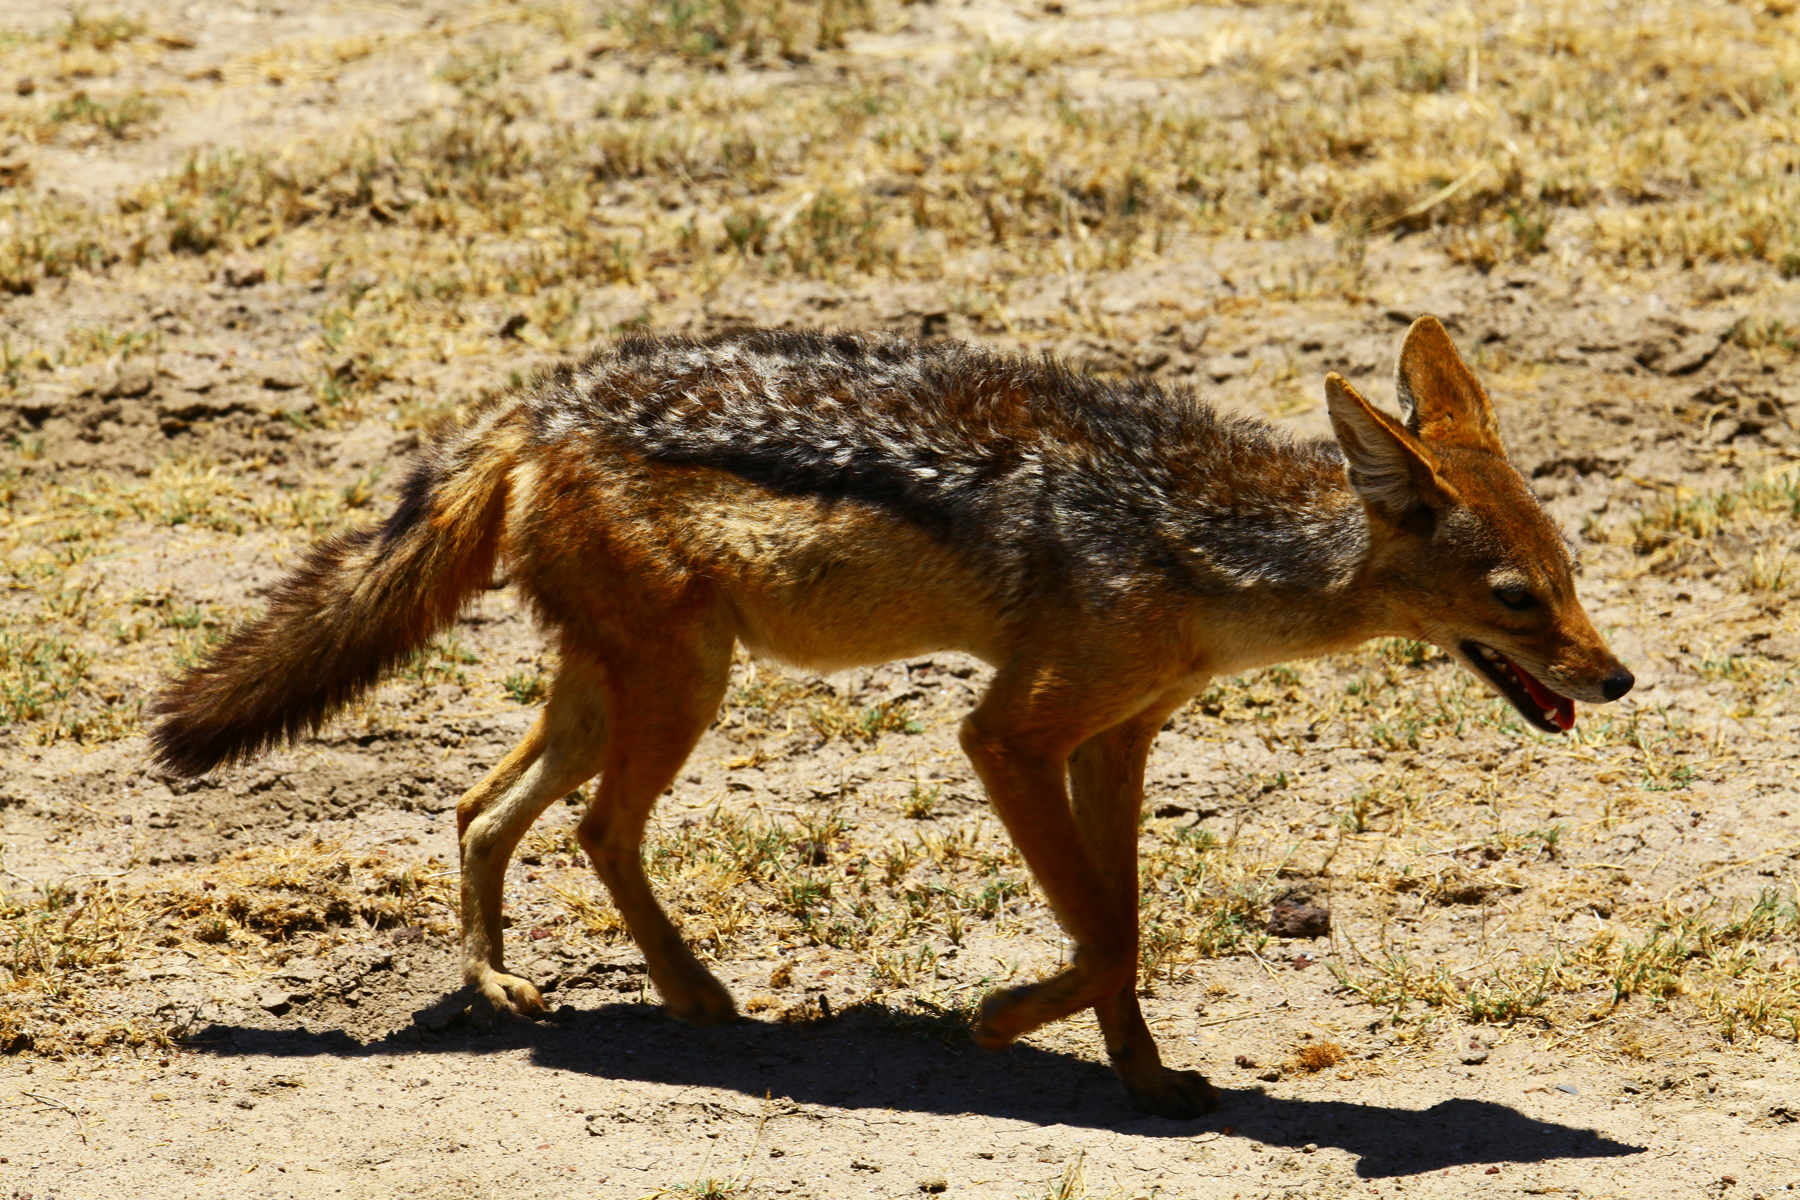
[660,970,738,1026]
[969,983,1037,1050]
[1123,1067,1219,1119]
[468,969,547,1025]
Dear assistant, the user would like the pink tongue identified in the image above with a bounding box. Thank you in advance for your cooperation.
[1509,657,1576,731]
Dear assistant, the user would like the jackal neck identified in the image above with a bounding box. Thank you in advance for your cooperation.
[1156,437,1385,662]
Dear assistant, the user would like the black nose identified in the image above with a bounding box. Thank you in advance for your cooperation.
[1600,667,1634,702]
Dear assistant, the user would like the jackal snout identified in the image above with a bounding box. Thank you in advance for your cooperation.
[1536,606,1635,705]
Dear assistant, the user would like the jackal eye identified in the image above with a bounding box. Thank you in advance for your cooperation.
[1493,585,1535,611]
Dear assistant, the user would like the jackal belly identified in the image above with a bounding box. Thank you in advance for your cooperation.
[701,490,1008,671]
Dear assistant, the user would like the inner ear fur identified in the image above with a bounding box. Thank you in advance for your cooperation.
[1325,372,1458,526]
[1394,316,1505,453]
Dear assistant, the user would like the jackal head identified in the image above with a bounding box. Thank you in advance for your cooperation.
[1324,316,1633,734]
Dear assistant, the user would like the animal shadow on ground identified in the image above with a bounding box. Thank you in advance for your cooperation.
[188,999,1644,1179]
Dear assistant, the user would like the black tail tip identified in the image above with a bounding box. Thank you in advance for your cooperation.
[146,711,227,779]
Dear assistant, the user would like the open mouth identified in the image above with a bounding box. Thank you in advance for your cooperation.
[1461,641,1575,734]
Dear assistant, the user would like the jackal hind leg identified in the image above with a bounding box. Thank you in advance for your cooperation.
[958,676,1153,1052]
[576,619,736,1025]
[456,653,611,1019]
[1068,707,1219,1119]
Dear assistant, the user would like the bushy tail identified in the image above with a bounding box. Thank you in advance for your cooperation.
[149,402,525,777]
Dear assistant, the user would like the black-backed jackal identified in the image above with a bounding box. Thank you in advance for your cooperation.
[152,317,1633,1117]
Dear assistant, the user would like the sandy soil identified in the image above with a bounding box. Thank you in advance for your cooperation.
[1,1,1798,1197]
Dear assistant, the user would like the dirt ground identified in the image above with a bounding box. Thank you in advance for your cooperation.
[1,0,1798,1197]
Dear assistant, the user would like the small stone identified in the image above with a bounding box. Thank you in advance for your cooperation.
[235,1098,256,1110]
[1258,1068,1282,1082]
[1265,901,1330,938]
[151,1092,171,1102]
[918,1176,948,1193]
[1302,1143,1317,1154]
[1555,1084,1579,1095]
[101,367,155,400]
[0,142,30,189]
[1461,1037,1491,1065]
[15,77,34,96]
[221,257,266,288]
[1659,331,1725,376]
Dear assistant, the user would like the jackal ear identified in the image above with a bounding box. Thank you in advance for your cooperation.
[1326,372,1457,525]
[1394,316,1504,453]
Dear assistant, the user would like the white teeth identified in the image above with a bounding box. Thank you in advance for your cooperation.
[1479,647,1499,661]
[1543,709,1557,722]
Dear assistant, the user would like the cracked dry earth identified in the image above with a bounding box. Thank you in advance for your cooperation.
[2,0,1800,1198]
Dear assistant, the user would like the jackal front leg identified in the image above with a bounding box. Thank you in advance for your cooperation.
[958,694,1145,1050]
[1069,707,1219,1118]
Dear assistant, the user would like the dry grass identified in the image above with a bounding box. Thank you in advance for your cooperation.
[0,458,375,746]
[0,840,453,1055]
[604,0,877,62]
[0,877,144,997]
[1628,465,1800,592]
[146,841,456,944]
[719,665,923,745]
[1289,1038,1347,1073]
[1,1,1796,378]
[533,798,1039,983]
[1333,887,1800,1044]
